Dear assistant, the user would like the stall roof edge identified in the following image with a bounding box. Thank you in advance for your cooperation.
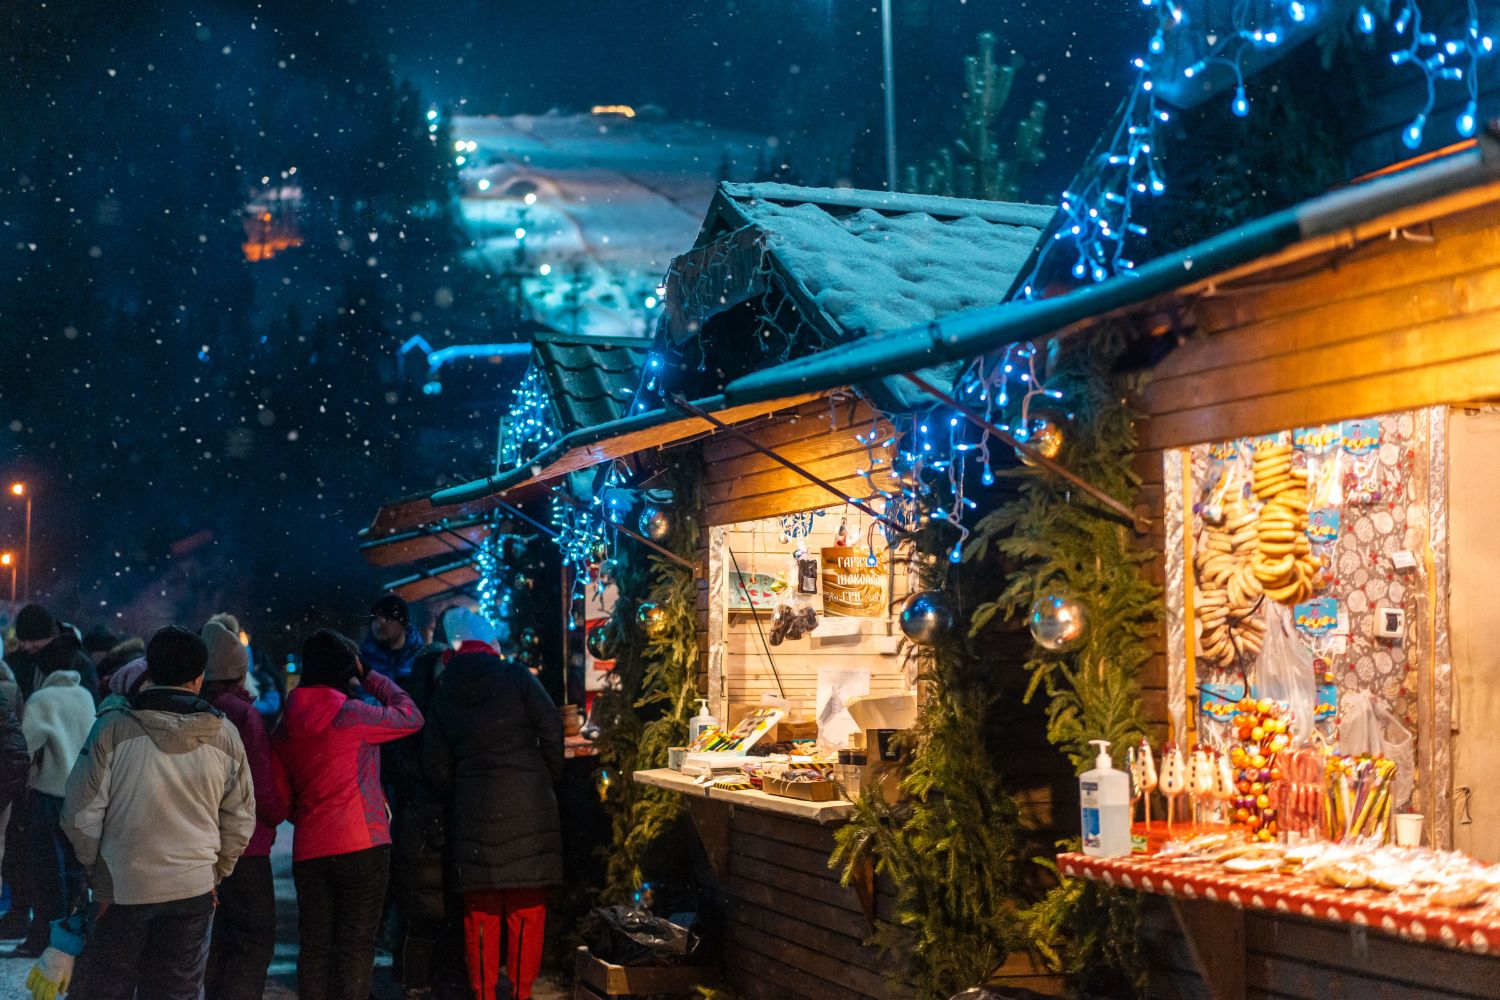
[722,136,1500,406]
[427,389,828,509]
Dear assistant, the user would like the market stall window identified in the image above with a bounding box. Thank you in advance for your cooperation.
[705,503,916,739]
[1163,409,1445,835]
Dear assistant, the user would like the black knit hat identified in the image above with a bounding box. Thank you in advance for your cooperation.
[370,593,409,627]
[301,628,361,688]
[14,604,55,642]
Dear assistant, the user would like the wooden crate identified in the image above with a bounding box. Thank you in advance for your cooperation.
[574,946,717,998]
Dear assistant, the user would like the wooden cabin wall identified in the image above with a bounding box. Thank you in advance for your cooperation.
[687,394,897,703]
[715,516,911,723]
[1128,196,1500,743]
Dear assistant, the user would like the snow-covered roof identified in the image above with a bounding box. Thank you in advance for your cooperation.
[718,183,1051,339]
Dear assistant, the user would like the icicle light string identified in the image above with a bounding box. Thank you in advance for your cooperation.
[499,365,559,471]
[850,341,1064,565]
[1016,0,1493,296]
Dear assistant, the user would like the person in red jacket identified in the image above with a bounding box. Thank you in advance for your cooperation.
[271,629,423,1000]
[200,614,285,1000]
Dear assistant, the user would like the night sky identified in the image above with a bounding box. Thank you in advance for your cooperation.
[0,0,1140,655]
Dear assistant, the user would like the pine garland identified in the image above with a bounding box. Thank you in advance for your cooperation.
[593,456,702,901]
[965,331,1158,997]
[832,333,1158,998]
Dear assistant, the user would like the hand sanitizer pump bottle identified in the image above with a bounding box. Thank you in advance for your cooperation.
[1080,739,1131,857]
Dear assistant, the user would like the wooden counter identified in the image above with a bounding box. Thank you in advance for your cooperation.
[1061,852,1500,1000]
[633,767,854,823]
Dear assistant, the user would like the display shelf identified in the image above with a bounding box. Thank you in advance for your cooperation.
[1059,851,1500,954]
[633,768,853,824]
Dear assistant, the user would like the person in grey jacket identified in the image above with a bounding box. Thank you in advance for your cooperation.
[60,625,255,1000]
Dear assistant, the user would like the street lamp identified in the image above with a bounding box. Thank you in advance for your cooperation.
[880,0,897,190]
[9,483,29,603]
[0,553,13,603]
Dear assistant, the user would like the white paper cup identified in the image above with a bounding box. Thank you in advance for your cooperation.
[1395,812,1424,847]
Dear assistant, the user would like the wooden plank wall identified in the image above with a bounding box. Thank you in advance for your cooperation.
[720,809,895,1000]
[1141,896,1500,1000]
[1128,195,1500,741]
[718,517,912,721]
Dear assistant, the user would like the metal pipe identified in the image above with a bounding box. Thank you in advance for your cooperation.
[549,489,695,572]
[492,499,562,540]
[881,0,897,191]
[903,372,1150,533]
[667,395,897,530]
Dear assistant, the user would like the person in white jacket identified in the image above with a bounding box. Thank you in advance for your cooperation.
[61,626,254,1000]
[11,664,93,957]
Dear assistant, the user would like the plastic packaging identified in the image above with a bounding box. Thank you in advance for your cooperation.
[688,699,717,743]
[1080,740,1131,857]
[1256,603,1316,745]
[1340,689,1416,810]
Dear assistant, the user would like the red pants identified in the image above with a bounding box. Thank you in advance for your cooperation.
[462,887,548,1000]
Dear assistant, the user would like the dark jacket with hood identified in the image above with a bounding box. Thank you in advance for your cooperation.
[359,624,424,682]
[423,642,565,891]
[388,643,447,922]
[13,628,99,703]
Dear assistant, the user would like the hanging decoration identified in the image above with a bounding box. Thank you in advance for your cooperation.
[498,365,558,470]
[586,621,619,662]
[1016,409,1068,465]
[1028,594,1089,651]
[899,590,957,646]
[1011,0,1494,294]
[473,530,515,628]
[636,601,668,638]
[637,490,674,542]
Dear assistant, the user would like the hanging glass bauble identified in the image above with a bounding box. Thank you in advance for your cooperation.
[597,559,617,585]
[591,767,614,802]
[586,622,618,661]
[589,541,610,564]
[513,572,534,590]
[638,505,672,542]
[898,590,956,646]
[636,601,669,637]
[521,626,540,648]
[1028,593,1088,651]
[1017,409,1067,466]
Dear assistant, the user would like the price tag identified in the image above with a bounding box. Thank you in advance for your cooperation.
[1391,549,1418,571]
[1334,608,1350,636]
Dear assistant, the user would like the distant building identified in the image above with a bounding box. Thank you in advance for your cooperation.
[449,107,772,339]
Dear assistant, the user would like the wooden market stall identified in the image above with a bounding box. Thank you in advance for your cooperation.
[698,136,1500,999]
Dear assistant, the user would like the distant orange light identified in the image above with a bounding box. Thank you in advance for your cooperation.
[0,554,12,567]
[8,483,23,497]
[261,212,273,222]
[590,104,636,118]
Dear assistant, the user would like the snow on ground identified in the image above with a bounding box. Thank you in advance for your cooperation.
[451,110,771,339]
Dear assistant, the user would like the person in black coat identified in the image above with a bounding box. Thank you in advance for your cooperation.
[422,614,563,1000]
[0,684,31,862]
[10,606,99,702]
[388,639,448,999]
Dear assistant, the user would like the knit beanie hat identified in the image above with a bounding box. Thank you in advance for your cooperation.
[440,607,498,651]
[301,629,361,688]
[109,658,149,698]
[370,593,410,627]
[207,612,241,636]
[202,620,249,683]
[14,604,54,642]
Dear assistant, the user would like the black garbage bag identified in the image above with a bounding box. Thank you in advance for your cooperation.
[582,905,700,967]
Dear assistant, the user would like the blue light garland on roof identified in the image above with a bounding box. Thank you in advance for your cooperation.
[1017,0,1493,297]
[499,366,559,470]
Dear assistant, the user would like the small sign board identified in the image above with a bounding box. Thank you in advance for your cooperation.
[820,547,885,618]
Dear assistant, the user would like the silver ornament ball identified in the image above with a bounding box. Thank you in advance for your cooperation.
[899,590,956,646]
[1017,409,1067,466]
[638,505,672,542]
[1028,593,1088,650]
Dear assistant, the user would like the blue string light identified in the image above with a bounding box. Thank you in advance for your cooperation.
[499,366,559,470]
[1015,0,1494,296]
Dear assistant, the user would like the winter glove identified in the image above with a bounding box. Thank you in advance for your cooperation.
[25,949,73,1000]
